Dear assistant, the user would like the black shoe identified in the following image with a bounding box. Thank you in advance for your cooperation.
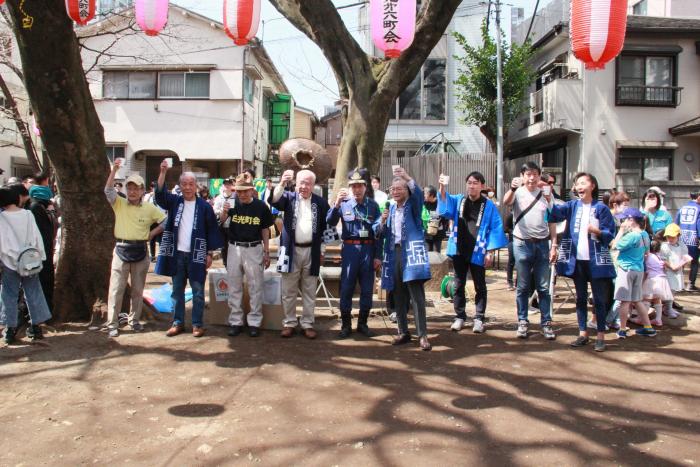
[337,326,352,339]
[228,325,242,337]
[392,333,411,345]
[248,326,260,337]
[570,335,590,347]
[3,327,17,345]
[26,325,43,341]
[356,323,375,337]
[685,284,699,292]
[672,301,684,311]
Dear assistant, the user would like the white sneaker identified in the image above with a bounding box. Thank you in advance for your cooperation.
[667,309,680,319]
[389,312,397,323]
[472,318,485,333]
[108,328,119,338]
[451,318,465,331]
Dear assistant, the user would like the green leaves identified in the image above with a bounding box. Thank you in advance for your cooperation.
[453,20,536,149]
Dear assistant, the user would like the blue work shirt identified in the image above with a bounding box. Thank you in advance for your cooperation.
[327,196,382,257]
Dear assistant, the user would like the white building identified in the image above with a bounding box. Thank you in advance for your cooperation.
[357,1,489,162]
[508,0,700,211]
[79,5,290,187]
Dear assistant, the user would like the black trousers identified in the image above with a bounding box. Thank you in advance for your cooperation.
[425,237,443,253]
[690,253,699,286]
[452,254,487,320]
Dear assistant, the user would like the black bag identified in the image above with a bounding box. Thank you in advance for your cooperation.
[115,242,147,262]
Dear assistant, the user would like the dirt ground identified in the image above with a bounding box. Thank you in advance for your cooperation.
[1,265,699,466]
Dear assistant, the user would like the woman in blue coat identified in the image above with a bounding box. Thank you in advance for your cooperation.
[549,172,616,352]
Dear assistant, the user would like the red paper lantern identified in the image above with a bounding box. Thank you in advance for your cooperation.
[570,0,628,70]
[65,0,96,26]
[223,0,260,46]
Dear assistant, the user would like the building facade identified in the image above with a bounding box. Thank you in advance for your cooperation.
[79,5,290,187]
[509,0,700,212]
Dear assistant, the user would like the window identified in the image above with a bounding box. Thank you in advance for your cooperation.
[618,148,673,181]
[103,71,156,99]
[103,71,209,99]
[159,72,210,98]
[616,54,679,106]
[392,58,447,122]
[244,74,255,105]
[105,145,126,163]
[632,0,647,15]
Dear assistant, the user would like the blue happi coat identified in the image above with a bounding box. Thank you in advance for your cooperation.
[438,192,508,265]
[676,200,700,257]
[272,191,329,276]
[379,182,431,291]
[549,199,616,279]
[154,187,224,283]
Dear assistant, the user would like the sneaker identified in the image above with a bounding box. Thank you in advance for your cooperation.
[570,335,589,347]
[607,319,621,331]
[684,284,699,292]
[635,327,657,337]
[651,318,663,327]
[507,284,515,291]
[666,309,680,319]
[451,318,465,332]
[671,301,684,311]
[516,320,529,339]
[108,328,119,338]
[248,326,260,337]
[472,318,485,334]
[389,312,397,323]
[542,322,556,340]
[594,339,606,352]
[616,329,628,340]
[3,327,17,345]
[586,320,597,330]
[130,322,143,332]
[228,325,242,337]
[26,325,44,340]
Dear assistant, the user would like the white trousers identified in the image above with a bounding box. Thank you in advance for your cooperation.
[227,244,265,327]
[280,246,317,329]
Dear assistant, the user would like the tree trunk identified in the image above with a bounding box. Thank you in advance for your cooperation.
[6,0,113,322]
[0,72,41,172]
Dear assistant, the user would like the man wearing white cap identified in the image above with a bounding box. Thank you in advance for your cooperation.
[104,159,167,337]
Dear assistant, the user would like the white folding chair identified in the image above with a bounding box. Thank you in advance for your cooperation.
[316,272,334,311]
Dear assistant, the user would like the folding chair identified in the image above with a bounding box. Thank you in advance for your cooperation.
[316,271,335,311]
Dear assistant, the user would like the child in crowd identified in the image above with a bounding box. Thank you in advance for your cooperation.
[637,240,673,327]
[660,223,690,318]
[613,208,657,338]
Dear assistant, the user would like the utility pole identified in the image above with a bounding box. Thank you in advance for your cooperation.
[494,0,505,201]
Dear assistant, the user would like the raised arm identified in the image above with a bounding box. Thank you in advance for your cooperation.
[104,158,123,205]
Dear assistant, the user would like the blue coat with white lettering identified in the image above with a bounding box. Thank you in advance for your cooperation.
[378,182,432,290]
[549,200,616,279]
[676,200,700,257]
[438,192,508,265]
[154,186,223,283]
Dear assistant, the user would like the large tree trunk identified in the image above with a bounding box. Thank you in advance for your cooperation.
[6,0,113,322]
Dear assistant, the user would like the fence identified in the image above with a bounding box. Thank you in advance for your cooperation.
[377,152,497,191]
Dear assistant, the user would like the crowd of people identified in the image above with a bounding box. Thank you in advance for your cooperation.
[0,159,698,352]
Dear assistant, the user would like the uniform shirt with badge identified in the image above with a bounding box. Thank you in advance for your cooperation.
[226,198,274,243]
[331,197,380,240]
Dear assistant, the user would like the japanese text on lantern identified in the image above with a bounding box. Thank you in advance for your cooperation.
[79,0,89,18]
[383,0,401,43]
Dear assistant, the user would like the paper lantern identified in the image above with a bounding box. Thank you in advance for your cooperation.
[370,0,416,58]
[570,0,629,70]
[135,0,169,36]
[65,0,96,26]
[223,0,261,46]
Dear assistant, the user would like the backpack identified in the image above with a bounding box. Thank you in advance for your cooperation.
[0,212,44,277]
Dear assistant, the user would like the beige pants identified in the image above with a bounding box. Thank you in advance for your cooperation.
[106,249,150,329]
[227,243,264,327]
[281,246,317,329]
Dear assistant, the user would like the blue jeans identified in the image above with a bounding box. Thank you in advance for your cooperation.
[514,239,552,324]
[171,251,205,328]
[572,260,610,332]
[0,265,52,328]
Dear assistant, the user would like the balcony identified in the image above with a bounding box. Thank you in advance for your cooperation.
[511,78,582,142]
[616,85,683,107]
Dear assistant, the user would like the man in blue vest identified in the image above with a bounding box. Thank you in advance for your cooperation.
[327,168,382,339]
[676,191,700,291]
[378,167,432,351]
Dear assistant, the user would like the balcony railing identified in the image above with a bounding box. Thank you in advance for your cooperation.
[532,89,543,123]
[616,85,683,107]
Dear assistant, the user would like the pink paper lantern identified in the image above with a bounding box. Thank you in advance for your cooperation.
[135,0,169,36]
[370,0,416,58]
[570,0,629,70]
[65,0,96,26]
[223,0,261,46]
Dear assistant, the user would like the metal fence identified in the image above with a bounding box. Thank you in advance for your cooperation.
[377,152,497,191]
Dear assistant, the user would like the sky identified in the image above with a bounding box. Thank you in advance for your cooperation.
[172,0,540,115]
